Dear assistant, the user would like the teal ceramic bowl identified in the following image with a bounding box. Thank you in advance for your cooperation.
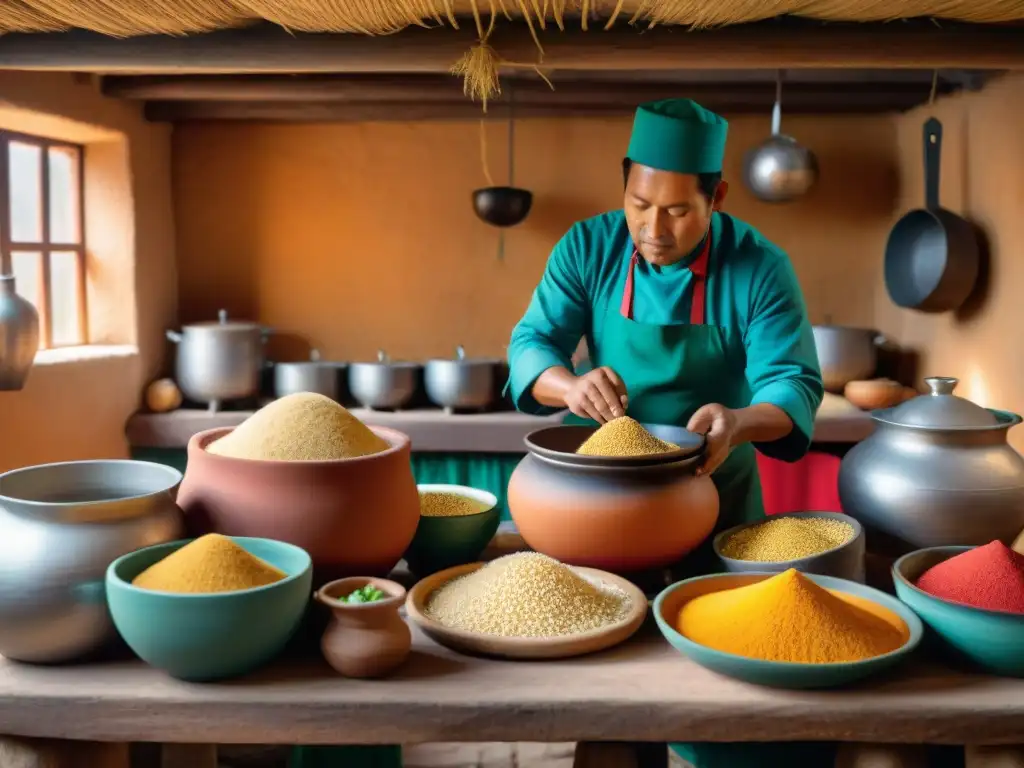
[653,572,922,689]
[404,484,500,576]
[106,537,313,682]
[893,546,1024,677]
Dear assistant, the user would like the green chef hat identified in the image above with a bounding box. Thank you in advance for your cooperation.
[626,98,728,175]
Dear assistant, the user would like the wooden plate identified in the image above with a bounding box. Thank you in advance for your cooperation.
[404,561,648,660]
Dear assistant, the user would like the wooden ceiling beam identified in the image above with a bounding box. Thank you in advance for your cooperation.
[2,21,1024,74]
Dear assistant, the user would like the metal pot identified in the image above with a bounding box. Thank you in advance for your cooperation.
[347,350,420,411]
[838,376,1024,549]
[166,309,270,413]
[424,345,500,413]
[507,424,719,571]
[812,325,884,393]
[0,460,183,663]
[0,274,40,391]
[273,349,344,402]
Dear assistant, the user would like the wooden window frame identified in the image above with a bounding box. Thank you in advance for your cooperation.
[0,128,87,350]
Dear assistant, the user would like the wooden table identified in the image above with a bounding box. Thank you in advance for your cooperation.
[1,621,1022,768]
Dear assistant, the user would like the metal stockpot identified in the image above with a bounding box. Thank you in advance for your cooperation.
[348,350,420,410]
[424,345,500,413]
[838,377,1024,549]
[274,349,345,402]
[0,460,183,663]
[166,309,270,413]
[812,325,883,393]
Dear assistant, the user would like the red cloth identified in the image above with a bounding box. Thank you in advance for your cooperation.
[756,451,842,516]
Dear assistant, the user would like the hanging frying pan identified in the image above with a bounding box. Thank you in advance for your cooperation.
[883,117,979,313]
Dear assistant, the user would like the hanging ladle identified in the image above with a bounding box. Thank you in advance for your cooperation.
[472,83,533,229]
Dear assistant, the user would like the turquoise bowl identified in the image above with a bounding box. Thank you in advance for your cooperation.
[893,546,1024,677]
[653,572,922,689]
[404,484,500,576]
[106,537,313,682]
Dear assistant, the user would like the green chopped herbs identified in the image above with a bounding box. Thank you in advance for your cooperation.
[342,584,387,604]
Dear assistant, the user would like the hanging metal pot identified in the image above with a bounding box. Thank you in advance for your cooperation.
[743,71,819,203]
[0,274,40,391]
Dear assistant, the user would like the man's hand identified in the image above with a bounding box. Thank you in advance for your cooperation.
[687,403,738,476]
[565,366,628,424]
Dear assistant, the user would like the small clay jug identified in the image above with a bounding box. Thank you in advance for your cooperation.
[315,577,411,678]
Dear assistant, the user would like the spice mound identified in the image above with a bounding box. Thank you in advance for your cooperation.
[720,516,855,562]
[576,416,679,457]
[420,491,488,518]
[915,541,1024,614]
[132,534,286,594]
[207,392,389,461]
[424,553,631,637]
[676,569,906,663]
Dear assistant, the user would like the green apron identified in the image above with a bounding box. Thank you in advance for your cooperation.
[568,234,836,768]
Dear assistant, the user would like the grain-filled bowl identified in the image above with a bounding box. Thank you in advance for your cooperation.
[893,546,1024,677]
[405,555,648,660]
[508,420,718,571]
[654,571,922,689]
[106,536,312,681]
[714,511,865,582]
[404,485,501,576]
[177,397,420,581]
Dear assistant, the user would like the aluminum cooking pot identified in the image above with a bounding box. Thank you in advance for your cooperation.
[166,309,271,413]
[348,350,421,410]
[838,376,1024,549]
[812,325,884,393]
[424,345,501,412]
[273,349,345,402]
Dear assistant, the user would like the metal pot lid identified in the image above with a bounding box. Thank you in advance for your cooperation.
[184,309,261,332]
[883,377,999,428]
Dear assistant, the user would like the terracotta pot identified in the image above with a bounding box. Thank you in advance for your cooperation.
[177,426,419,580]
[315,577,411,678]
[507,426,720,571]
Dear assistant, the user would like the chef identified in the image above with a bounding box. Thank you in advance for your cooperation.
[505,99,826,767]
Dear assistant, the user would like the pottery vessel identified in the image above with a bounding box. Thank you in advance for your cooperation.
[0,274,40,391]
[177,426,420,581]
[0,460,183,663]
[839,376,1024,549]
[316,577,411,678]
[507,424,719,571]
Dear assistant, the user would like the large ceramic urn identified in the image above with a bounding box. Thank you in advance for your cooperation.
[507,424,719,571]
[838,376,1024,549]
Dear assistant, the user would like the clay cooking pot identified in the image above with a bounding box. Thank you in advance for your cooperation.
[177,426,420,581]
[316,577,411,678]
[507,424,720,571]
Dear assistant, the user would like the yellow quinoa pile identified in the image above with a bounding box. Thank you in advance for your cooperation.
[576,416,679,457]
[424,552,631,637]
[207,392,389,461]
[720,517,855,562]
[419,491,488,518]
[132,534,286,594]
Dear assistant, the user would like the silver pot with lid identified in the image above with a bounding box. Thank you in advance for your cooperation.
[166,309,271,413]
[273,349,345,402]
[838,376,1024,549]
[347,350,420,411]
[424,345,501,413]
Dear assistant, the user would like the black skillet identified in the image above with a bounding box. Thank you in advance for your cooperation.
[884,117,979,313]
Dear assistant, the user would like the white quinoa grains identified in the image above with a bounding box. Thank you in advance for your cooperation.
[424,553,632,637]
[576,416,679,457]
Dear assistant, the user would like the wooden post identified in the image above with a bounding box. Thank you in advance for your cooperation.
[0,738,129,768]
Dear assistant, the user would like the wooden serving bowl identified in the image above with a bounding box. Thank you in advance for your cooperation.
[844,378,906,410]
[405,562,648,660]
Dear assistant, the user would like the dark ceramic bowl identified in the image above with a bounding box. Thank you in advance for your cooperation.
[472,186,533,228]
[404,484,500,576]
[714,511,866,583]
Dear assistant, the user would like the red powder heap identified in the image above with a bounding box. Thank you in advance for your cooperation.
[915,541,1024,614]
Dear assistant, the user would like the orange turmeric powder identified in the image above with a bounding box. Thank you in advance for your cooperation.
[676,569,906,663]
[132,534,286,594]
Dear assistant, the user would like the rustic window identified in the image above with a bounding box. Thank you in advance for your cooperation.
[0,130,86,349]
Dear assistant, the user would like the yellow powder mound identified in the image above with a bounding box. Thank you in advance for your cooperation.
[207,392,389,461]
[576,416,679,457]
[132,534,286,594]
[424,552,631,637]
[676,569,906,664]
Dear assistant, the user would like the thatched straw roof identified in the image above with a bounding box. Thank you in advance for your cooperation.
[2,1,1021,105]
